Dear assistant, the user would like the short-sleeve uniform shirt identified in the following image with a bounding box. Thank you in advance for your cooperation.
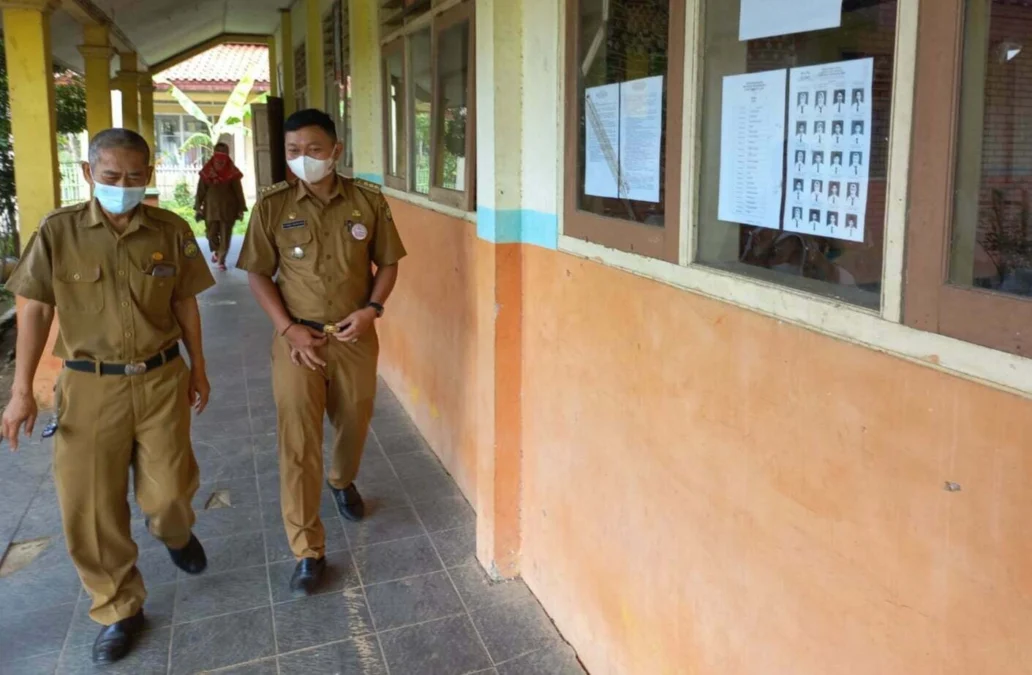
[5,200,215,362]
[236,177,406,323]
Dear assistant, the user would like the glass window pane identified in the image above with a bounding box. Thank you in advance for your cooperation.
[696,1,898,309]
[344,75,354,168]
[950,0,1032,297]
[435,19,470,192]
[410,29,432,194]
[385,48,406,179]
[575,0,671,226]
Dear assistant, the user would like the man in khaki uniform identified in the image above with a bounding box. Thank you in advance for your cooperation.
[238,109,405,594]
[1,129,215,665]
[195,141,247,270]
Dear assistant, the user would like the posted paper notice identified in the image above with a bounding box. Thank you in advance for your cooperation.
[783,57,873,243]
[584,83,620,199]
[739,0,843,41]
[717,69,788,230]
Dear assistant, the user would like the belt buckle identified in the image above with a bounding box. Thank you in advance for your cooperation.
[322,324,339,335]
[124,362,147,376]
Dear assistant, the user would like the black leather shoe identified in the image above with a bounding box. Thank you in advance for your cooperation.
[290,557,326,595]
[92,610,145,664]
[329,483,365,522]
[167,534,207,575]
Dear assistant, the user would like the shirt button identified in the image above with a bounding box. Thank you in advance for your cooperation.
[118,270,125,277]
[124,331,132,338]
[72,273,81,280]
[121,301,129,308]
[326,255,331,260]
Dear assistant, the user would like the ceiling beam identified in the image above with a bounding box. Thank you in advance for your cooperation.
[150,33,272,75]
[60,0,139,62]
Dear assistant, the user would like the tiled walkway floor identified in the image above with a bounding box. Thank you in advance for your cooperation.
[0,240,585,675]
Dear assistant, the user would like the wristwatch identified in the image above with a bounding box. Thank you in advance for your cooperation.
[367,302,385,318]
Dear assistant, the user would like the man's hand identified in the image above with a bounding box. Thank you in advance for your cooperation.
[285,324,327,370]
[188,366,211,414]
[334,307,377,344]
[2,391,38,451]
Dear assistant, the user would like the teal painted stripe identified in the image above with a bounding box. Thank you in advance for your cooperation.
[356,172,384,185]
[476,207,558,250]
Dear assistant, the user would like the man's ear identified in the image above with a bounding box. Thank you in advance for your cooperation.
[81,162,94,187]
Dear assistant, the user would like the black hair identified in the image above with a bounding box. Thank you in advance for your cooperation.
[284,108,337,140]
[214,142,230,153]
[89,128,151,166]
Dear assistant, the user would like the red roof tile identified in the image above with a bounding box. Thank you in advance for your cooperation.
[155,44,270,92]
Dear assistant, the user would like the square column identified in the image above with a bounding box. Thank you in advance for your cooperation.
[78,24,114,139]
[280,9,296,116]
[349,0,385,183]
[304,0,325,110]
[117,51,139,131]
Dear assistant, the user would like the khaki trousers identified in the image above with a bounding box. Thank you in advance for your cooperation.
[54,358,199,625]
[271,328,378,559]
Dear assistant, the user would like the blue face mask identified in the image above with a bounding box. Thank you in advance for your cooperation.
[93,183,146,215]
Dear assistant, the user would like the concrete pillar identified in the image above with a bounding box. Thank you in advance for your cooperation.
[139,78,155,151]
[350,0,384,183]
[78,23,114,139]
[305,0,325,110]
[280,9,296,116]
[117,51,139,131]
[268,36,280,98]
[0,0,63,406]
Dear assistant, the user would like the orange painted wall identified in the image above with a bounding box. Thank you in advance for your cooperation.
[519,245,1032,675]
[376,199,483,504]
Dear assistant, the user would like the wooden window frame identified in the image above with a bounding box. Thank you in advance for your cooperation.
[340,0,354,174]
[563,0,686,263]
[380,0,477,210]
[904,0,1032,357]
[428,1,475,211]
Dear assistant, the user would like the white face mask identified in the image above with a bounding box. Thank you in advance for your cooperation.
[287,155,336,184]
[93,183,146,215]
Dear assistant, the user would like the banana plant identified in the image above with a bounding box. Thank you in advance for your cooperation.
[155,62,265,153]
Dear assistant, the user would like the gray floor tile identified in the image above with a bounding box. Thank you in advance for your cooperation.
[380,615,492,675]
[388,450,445,479]
[354,478,411,512]
[430,525,477,569]
[401,471,464,503]
[448,563,534,612]
[343,505,425,548]
[355,453,397,484]
[250,434,278,455]
[193,476,262,511]
[254,450,278,476]
[194,442,256,484]
[277,635,387,675]
[130,518,167,552]
[472,599,564,663]
[170,607,275,675]
[205,658,278,674]
[174,565,270,623]
[496,645,587,675]
[263,517,348,564]
[137,545,179,586]
[0,602,74,663]
[2,650,61,675]
[191,503,265,540]
[192,417,253,442]
[352,536,443,586]
[250,415,278,437]
[0,561,81,616]
[190,531,267,576]
[12,493,63,540]
[268,549,358,603]
[371,416,418,441]
[414,496,476,533]
[57,627,171,675]
[273,587,374,652]
[3,533,71,572]
[365,571,465,632]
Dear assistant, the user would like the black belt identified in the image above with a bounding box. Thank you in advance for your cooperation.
[294,318,345,335]
[65,344,181,376]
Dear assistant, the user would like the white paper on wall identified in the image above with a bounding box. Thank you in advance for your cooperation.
[739,0,843,41]
[717,69,788,230]
[618,75,664,203]
[584,83,621,199]
[783,57,874,243]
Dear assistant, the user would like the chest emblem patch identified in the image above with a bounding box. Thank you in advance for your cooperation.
[282,220,306,230]
[184,240,199,258]
[351,223,369,241]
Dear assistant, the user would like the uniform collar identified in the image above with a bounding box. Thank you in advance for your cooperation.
[84,198,157,232]
[294,175,346,204]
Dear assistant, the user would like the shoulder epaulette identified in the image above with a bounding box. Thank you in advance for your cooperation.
[143,204,186,224]
[258,181,291,200]
[44,202,89,220]
[353,178,383,195]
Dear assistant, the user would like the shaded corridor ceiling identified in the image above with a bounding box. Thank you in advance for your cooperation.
[51,0,286,73]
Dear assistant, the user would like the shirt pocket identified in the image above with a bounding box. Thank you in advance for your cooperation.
[53,266,104,314]
[275,226,315,265]
[128,262,177,330]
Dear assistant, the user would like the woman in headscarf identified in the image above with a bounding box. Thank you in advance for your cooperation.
[194,142,246,271]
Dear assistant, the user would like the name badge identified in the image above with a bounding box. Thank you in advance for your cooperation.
[282,220,306,230]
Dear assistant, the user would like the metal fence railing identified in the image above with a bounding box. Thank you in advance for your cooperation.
[59,162,90,206]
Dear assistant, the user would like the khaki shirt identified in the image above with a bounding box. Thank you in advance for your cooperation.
[5,200,215,362]
[237,176,406,323]
[195,178,246,224]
